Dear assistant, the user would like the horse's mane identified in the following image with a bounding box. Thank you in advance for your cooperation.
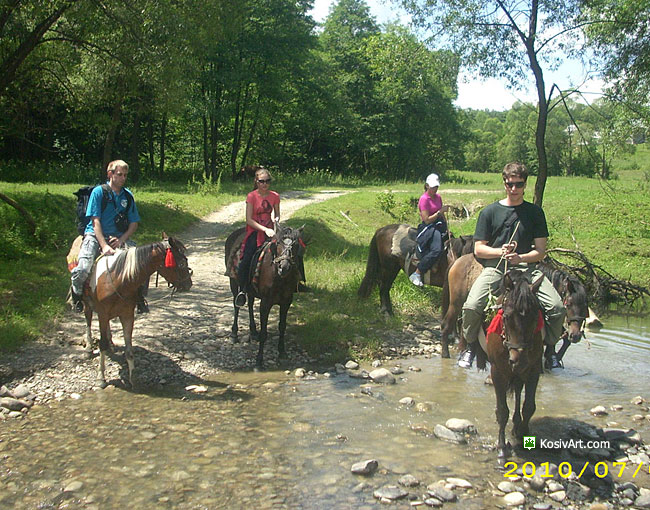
[538,259,587,303]
[502,271,539,317]
[110,242,166,282]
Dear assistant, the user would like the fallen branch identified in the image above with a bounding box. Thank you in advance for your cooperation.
[0,191,36,236]
[340,210,358,227]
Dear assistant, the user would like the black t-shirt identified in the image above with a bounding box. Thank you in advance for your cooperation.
[474,200,549,268]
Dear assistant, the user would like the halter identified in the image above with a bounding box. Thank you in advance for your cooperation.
[159,241,193,295]
[271,233,300,268]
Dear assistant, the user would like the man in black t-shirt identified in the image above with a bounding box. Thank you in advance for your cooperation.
[458,162,565,370]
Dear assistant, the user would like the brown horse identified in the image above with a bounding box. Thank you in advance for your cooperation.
[358,223,473,315]
[487,270,544,462]
[225,222,304,370]
[440,254,589,362]
[83,236,192,388]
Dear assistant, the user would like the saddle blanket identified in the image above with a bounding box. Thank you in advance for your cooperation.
[390,224,438,285]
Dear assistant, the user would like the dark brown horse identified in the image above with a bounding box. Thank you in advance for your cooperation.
[440,254,589,362]
[82,236,192,388]
[225,222,304,369]
[487,270,544,462]
[358,223,473,315]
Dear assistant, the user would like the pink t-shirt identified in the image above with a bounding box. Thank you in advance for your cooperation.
[245,189,280,247]
[418,192,442,217]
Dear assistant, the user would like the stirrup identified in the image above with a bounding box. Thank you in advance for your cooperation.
[235,292,247,308]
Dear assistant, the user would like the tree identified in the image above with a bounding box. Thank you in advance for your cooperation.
[400,0,589,205]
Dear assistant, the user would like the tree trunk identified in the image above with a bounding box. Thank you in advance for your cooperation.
[130,107,141,181]
[202,114,209,177]
[159,112,167,177]
[525,38,548,206]
[102,98,123,179]
[209,112,218,180]
[0,192,36,236]
[147,115,155,174]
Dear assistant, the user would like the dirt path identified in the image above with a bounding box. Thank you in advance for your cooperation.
[0,190,347,405]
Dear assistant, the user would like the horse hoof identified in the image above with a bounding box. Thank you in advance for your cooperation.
[230,334,239,343]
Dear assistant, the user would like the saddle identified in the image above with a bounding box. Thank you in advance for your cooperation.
[390,224,447,285]
[224,232,272,293]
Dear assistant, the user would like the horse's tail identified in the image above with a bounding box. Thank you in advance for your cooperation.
[358,232,380,298]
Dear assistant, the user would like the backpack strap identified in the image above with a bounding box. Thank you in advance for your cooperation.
[99,184,133,213]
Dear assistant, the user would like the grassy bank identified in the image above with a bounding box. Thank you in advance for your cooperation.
[1,158,648,354]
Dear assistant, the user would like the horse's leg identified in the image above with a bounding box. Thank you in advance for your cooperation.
[230,279,240,342]
[491,366,511,462]
[520,373,540,438]
[277,300,292,360]
[119,312,136,388]
[83,306,94,359]
[256,299,272,370]
[511,379,524,441]
[378,261,400,316]
[96,315,111,388]
[248,295,258,341]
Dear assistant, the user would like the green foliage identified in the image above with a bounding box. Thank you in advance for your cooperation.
[375,191,396,215]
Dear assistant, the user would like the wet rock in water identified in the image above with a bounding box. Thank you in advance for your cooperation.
[446,477,472,489]
[632,414,645,421]
[631,396,646,405]
[294,368,306,378]
[498,481,518,494]
[345,360,359,370]
[360,386,373,396]
[335,363,346,374]
[0,397,30,412]
[408,366,421,372]
[611,404,623,411]
[532,503,552,510]
[590,405,608,416]
[426,485,457,502]
[527,475,546,492]
[549,490,566,502]
[423,498,443,507]
[351,459,378,475]
[415,402,432,413]
[503,492,526,506]
[399,397,415,407]
[635,494,650,508]
[433,424,467,445]
[369,368,395,384]
[444,418,477,435]
[373,485,408,501]
[390,366,404,375]
[398,474,420,487]
[64,480,83,492]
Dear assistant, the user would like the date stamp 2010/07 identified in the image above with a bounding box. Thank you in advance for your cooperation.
[504,461,649,480]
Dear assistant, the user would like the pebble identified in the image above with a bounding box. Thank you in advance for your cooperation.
[398,474,420,487]
[590,405,608,416]
[631,396,646,405]
[498,481,518,493]
[533,503,552,510]
[503,492,526,506]
[636,494,650,508]
[369,368,395,384]
[64,480,83,492]
[345,360,359,370]
[399,397,415,407]
[433,424,466,444]
[549,490,566,502]
[426,486,456,502]
[294,368,306,378]
[446,477,472,489]
[444,418,477,434]
[415,402,432,412]
[351,459,378,475]
[373,485,408,501]
[423,498,443,507]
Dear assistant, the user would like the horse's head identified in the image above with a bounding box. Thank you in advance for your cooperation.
[272,221,304,278]
[561,275,588,343]
[159,236,193,292]
[501,271,543,367]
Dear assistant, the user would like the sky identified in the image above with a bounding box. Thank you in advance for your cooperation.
[308,0,605,111]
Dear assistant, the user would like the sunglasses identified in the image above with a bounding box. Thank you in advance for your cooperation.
[504,181,526,189]
[257,178,271,184]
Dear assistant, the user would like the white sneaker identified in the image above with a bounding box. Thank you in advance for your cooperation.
[409,272,423,287]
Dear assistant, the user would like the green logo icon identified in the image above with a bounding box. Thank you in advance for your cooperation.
[523,436,536,450]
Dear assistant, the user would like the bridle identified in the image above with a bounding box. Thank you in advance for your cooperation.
[270,232,300,273]
[157,241,193,295]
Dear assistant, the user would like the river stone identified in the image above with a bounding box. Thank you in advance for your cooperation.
[527,475,546,492]
[64,481,83,492]
[547,481,564,492]
[631,395,646,405]
[634,494,650,508]
[373,485,408,501]
[294,368,306,378]
[369,368,395,384]
[549,490,566,502]
[498,481,518,493]
[351,459,378,475]
[398,474,420,487]
[415,402,432,412]
[408,366,422,372]
[503,492,526,506]
[433,424,467,444]
[11,384,31,399]
[532,503,552,510]
[399,397,415,407]
[390,366,404,375]
[345,360,359,370]
[611,404,624,411]
[423,498,443,507]
[426,486,456,502]
[0,397,29,411]
[445,418,477,435]
[446,477,472,489]
[632,414,645,421]
[371,360,382,367]
[590,405,608,416]
[567,482,592,501]
[0,385,11,397]
[589,503,610,510]
[335,363,346,374]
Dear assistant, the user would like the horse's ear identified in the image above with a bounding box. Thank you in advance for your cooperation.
[531,275,544,294]
[298,224,305,234]
[162,231,169,241]
[504,271,515,291]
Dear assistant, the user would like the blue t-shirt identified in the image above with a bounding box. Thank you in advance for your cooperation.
[84,183,140,237]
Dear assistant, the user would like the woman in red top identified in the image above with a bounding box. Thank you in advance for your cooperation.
[235,167,280,306]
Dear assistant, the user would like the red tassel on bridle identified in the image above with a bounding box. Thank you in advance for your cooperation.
[165,248,177,268]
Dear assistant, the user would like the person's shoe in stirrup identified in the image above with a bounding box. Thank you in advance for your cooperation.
[458,348,475,369]
[409,271,423,287]
[235,291,247,308]
[544,350,563,370]
[70,287,84,313]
